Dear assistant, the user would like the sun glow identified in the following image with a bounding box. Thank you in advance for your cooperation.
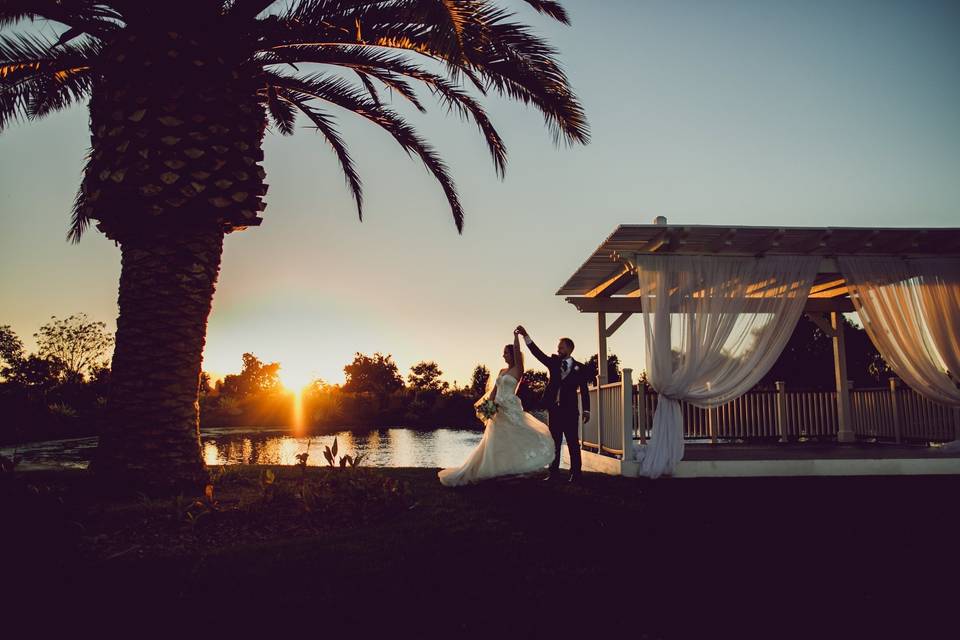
[278,360,320,393]
[278,358,323,433]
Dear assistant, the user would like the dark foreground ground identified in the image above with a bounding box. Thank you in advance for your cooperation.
[3,466,958,638]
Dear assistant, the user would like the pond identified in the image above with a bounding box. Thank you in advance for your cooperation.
[1,427,484,470]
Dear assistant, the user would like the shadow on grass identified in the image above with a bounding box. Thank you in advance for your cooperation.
[3,466,958,637]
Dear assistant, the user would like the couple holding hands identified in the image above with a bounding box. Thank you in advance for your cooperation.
[438,326,591,487]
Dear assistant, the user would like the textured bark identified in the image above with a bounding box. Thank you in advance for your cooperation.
[91,228,224,493]
[78,30,269,494]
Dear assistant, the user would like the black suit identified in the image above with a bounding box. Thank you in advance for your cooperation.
[525,338,591,477]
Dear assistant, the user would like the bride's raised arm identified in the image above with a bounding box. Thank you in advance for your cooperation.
[512,331,524,379]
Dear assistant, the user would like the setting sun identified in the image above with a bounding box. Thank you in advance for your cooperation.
[278,359,320,392]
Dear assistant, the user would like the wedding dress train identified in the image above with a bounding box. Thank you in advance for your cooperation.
[438,372,554,487]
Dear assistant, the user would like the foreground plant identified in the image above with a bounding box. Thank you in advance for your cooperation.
[0,0,589,493]
[322,437,366,468]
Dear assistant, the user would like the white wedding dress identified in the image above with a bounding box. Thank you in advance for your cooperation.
[438,372,555,487]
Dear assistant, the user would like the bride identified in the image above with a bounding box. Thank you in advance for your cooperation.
[438,330,555,487]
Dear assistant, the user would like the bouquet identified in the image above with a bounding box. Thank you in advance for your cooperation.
[476,399,497,420]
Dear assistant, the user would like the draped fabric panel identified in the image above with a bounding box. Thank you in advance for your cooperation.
[839,256,960,409]
[632,255,820,477]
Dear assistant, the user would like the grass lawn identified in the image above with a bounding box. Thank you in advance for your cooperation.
[4,466,958,638]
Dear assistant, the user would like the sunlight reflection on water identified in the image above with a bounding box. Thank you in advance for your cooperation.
[202,427,483,468]
[3,427,483,470]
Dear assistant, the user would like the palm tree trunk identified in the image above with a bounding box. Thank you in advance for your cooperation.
[92,227,224,494]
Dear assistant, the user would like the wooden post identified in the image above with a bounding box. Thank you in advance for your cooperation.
[637,381,647,444]
[776,381,789,443]
[832,311,856,443]
[597,312,609,385]
[596,312,607,454]
[622,368,634,459]
[889,377,901,444]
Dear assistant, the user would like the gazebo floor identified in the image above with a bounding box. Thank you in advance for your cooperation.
[571,440,960,478]
[682,440,960,460]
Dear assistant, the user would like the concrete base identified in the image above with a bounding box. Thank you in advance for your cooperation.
[666,457,960,478]
[574,446,960,479]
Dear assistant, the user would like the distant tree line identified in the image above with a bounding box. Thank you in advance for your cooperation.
[202,352,492,430]
[0,313,893,446]
[0,315,113,445]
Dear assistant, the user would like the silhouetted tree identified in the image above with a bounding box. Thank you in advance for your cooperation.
[469,365,490,399]
[220,353,282,399]
[0,325,24,378]
[344,353,404,410]
[6,354,65,392]
[758,316,890,390]
[33,314,113,383]
[516,369,549,410]
[199,371,213,398]
[0,320,112,445]
[587,353,621,383]
[407,361,449,393]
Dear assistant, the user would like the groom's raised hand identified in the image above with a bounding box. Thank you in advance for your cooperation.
[515,325,528,337]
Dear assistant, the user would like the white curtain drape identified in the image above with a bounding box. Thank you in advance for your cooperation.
[632,255,820,477]
[839,256,960,412]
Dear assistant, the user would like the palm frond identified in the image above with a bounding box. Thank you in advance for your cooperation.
[262,3,587,145]
[282,90,364,221]
[0,32,98,130]
[68,152,94,243]
[265,83,296,134]
[267,71,464,232]
[353,69,381,107]
[0,1,122,39]
[260,45,506,174]
[26,65,92,118]
[356,68,425,112]
[520,0,569,24]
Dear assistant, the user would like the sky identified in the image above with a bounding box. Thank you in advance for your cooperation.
[1,0,959,389]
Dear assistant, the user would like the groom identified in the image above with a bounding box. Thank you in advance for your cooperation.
[515,326,590,483]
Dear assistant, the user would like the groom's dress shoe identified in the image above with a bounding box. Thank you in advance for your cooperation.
[543,473,558,482]
[567,474,581,484]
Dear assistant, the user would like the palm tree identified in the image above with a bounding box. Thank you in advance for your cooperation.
[0,0,588,493]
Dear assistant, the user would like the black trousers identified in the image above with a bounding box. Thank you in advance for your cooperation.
[547,407,581,476]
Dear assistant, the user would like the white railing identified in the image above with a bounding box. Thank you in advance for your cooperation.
[629,379,960,444]
[581,369,634,457]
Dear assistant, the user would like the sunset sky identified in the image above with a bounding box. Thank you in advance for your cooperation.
[2,0,959,388]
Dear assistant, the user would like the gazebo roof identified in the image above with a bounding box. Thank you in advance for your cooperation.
[559,223,960,314]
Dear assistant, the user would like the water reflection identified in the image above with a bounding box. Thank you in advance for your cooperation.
[7,427,483,470]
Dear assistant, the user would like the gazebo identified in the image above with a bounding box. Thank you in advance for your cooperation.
[559,218,960,478]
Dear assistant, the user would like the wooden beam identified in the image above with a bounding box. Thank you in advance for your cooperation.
[809,278,846,295]
[882,229,928,254]
[668,227,691,252]
[565,296,855,313]
[583,267,635,298]
[809,285,849,299]
[641,230,669,253]
[605,312,633,338]
[862,228,881,250]
[708,228,738,253]
[804,298,854,312]
[804,312,837,337]
[753,228,786,256]
[800,228,834,254]
[808,277,849,298]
